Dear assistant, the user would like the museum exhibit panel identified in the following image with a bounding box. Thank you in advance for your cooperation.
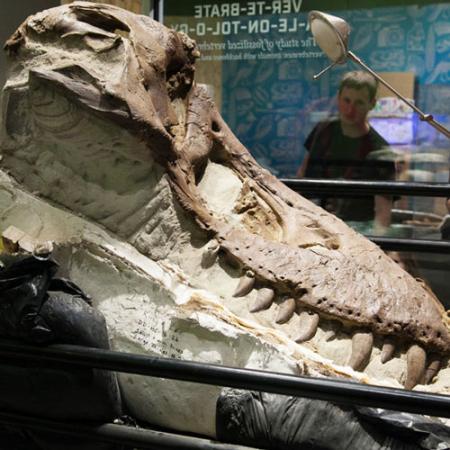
[0,1,449,449]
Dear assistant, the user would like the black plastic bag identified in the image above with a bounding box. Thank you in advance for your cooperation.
[0,255,58,343]
[217,389,450,450]
[0,254,123,449]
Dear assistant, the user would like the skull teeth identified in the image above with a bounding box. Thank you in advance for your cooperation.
[295,311,319,343]
[233,271,255,298]
[380,339,396,364]
[275,298,296,324]
[405,344,426,390]
[348,331,373,371]
[423,355,441,385]
[249,287,274,312]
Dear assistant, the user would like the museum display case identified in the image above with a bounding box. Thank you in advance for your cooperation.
[0,1,448,449]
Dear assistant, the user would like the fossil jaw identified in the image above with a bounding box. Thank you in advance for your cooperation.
[0,4,449,433]
[0,170,379,437]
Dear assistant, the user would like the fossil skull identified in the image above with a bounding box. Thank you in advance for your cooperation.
[1,1,449,437]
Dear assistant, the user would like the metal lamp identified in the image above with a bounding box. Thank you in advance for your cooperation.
[308,10,450,139]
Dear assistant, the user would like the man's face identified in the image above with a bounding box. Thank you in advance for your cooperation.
[337,86,375,127]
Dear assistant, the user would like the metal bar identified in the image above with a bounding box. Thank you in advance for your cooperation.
[0,341,450,419]
[348,51,450,139]
[0,410,253,450]
[370,237,450,254]
[281,178,450,198]
[391,209,443,222]
[153,0,163,22]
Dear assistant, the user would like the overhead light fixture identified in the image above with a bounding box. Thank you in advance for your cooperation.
[308,10,450,139]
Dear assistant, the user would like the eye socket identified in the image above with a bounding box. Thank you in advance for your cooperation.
[211,120,220,132]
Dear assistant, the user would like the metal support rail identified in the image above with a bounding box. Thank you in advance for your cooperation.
[370,236,450,254]
[1,341,450,419]
[281,178,450,198]
[152,0,163,22]
[0,410,252,450]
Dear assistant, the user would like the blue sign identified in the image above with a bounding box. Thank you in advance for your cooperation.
[165,2,450,177]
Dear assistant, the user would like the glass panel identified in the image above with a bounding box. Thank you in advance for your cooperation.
[164,1,449,177]
[163,1,450,305]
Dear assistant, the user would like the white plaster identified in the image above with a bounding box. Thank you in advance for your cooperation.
[197,161,243,218]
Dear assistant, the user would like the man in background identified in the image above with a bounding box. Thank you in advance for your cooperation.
[297,71,396,235]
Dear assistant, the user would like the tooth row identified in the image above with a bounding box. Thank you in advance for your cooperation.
[380,342,441,388]
[232,270,442,389]
[348,335,436,390]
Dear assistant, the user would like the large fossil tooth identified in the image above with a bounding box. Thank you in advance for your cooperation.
[295,311,319,343]
[423,354,441,385]
[405,344,427,390]
[250,287,274,313]
[275,298,296,324]
[380,338,396,364]
[233,270,255,298]
[348,331,373,371]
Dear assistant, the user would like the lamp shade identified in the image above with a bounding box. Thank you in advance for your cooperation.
[308,11,350,63]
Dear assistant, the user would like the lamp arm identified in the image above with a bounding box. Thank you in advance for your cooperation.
[347,51,450,139]
[313,60,339,80]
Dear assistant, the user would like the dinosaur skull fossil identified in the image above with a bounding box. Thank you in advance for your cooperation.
[1,1,449,438]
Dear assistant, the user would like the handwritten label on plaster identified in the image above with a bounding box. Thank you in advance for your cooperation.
[131,316,184,359]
